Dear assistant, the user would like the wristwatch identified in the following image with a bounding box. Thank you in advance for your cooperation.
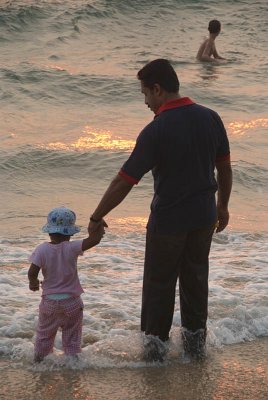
[90,215,102,223]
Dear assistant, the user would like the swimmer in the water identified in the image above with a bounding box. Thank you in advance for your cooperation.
[196,20,226,62]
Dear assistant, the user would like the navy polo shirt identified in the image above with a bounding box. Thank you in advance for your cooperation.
[119,97,230,233]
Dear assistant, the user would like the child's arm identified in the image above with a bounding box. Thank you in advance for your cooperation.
[28,263,40,291]
[82,224,105,251]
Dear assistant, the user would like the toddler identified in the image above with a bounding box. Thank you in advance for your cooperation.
[28,207,104,362]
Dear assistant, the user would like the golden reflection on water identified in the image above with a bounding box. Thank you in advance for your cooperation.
[45,119,268,152]
[228,118,268,136]
[116,216,147,228]
[46,127,135,152]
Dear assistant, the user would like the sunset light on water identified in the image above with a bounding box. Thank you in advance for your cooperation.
[0,0,267,399]
[45,127,135,151]
[41,118,268,152]
[228,118,268,136]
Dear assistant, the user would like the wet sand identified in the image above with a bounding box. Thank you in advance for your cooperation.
[0,338,267,400]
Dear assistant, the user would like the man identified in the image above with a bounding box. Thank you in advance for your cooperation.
[196,19,226,62]
[88,59,232,361]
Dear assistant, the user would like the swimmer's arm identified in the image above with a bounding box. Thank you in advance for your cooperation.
[213,46,226,60]
[28,263,40,291]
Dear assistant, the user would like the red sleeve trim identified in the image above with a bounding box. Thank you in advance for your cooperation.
[118,170,139,185]
[215,153,231,163]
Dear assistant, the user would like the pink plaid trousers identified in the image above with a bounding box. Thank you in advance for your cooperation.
[35,296,84,357]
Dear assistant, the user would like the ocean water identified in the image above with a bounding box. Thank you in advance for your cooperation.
[0,0,268,396]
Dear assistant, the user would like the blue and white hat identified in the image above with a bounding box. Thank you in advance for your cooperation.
[42,207,81,236]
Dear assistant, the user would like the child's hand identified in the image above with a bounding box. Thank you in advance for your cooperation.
[88,218,108,234]
[90,224,105,245]
[82,225,105,251]
[29,279,40,291]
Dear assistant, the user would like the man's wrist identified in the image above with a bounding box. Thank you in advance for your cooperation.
[90,215,102,223]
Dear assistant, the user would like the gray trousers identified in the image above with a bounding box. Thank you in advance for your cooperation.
[141,225,215,341]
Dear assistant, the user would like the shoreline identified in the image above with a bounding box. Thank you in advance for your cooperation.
[1,338,267,400]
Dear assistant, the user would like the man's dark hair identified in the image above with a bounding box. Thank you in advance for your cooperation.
[137,59,179,93]
[208,19,221,34]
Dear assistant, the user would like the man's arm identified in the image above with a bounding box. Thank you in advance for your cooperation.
[215,159,233,232]
[28,263,40,291]
[88,174,134,233]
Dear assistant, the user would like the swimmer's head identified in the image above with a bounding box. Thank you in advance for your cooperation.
[208,20,221,34]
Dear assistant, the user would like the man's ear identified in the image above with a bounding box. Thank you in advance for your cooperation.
[153,83,162,96]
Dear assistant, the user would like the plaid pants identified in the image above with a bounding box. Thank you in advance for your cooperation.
[35,296,84,357]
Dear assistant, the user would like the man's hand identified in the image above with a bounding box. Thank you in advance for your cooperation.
[216,159,232,233]
[216,205,229,232]
[88,219,108,234]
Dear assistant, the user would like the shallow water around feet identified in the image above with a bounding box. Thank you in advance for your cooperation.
[1,339,267,400]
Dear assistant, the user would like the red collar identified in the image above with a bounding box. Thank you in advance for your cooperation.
[155,97,194,116]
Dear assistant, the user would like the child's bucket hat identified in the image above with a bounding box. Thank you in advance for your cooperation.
[42,207,81,235]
